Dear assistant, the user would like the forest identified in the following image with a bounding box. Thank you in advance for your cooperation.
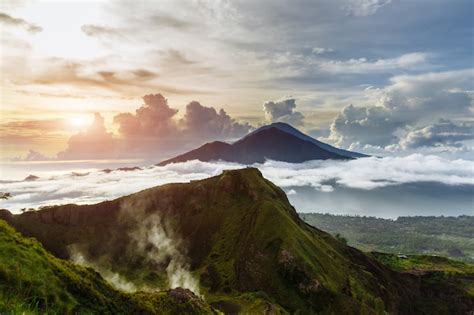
[300,213,474,263]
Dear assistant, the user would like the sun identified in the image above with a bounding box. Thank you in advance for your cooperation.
[68,116,90,129]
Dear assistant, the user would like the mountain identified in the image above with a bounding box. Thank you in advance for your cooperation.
[158,122,366,166]
[1,168,472,314]
[0,219,217,314]
[240,122,367,158]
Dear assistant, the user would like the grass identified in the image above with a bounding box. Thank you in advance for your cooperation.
[0,220,218,314]
[371,252,474,273]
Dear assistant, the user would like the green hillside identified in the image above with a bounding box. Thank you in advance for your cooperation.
[300,213,474,263]
[1,168,473,314]
[0,219,218,314]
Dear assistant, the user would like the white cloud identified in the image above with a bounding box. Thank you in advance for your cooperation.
[312,47,334,55]
[319,53,428,74]
[343,0,392,17]
[329,69,474,150]
[398,119,474,150]
[263,98,305,126]
[1,155,472,213]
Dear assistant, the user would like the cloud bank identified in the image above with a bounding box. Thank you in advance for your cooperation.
[1,155,472,214]
[14,93,253,161]
[328,70,474,153]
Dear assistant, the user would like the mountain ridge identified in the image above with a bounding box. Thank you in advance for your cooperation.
[2,168,472,314]
[237,122,367,158]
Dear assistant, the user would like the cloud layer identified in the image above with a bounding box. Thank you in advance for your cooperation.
[1,155,472,214]
[37,93,253,161]
[328,70,474,153]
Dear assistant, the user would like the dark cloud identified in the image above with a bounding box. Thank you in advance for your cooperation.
[161,49,196,65]
[81,24,121,37]
[150,14,193,29]
[263,98,304,126]
[131,69,158,80]
[0,12,42,33]
[21,58,201,96]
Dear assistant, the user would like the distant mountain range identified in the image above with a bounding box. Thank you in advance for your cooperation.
[158,122,367,166]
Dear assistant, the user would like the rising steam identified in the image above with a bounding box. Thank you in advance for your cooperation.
[128,212,201,296]
[68,198,200,296]
[70,248,140,292]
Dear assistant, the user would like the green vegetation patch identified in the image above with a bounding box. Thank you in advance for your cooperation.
[300,213,474,263]
[0,220,217,314]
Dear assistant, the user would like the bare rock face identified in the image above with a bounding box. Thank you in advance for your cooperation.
[0,209,13,221]
[167,287,213,312]
[168,287,196,301]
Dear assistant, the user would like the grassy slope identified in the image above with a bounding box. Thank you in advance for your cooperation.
[371,252,474,314]
[2,168,473,314]
[0,220,217,315]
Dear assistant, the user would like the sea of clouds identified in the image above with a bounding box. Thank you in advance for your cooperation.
[1,154,473,215]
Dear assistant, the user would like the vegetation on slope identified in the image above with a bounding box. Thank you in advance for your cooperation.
[371,252,474,314]
[0,219,217,314]
[300,213,474,263]
[1,168,473,314]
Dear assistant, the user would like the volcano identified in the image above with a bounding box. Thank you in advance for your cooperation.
[158,122,367,166]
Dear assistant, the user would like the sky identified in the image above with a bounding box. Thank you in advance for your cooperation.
[1,0,473,163]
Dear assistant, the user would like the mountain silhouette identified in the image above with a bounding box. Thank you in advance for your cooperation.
[158,123,367,166]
